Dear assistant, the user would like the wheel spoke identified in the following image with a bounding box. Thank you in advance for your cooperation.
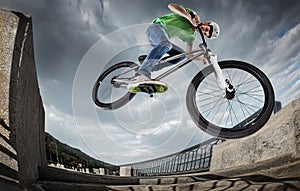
[236,91,264,103]
[198,96,225,112]
[233,97,260,114]
[196,92,225,102]
[228,100,239,126]
[202,78,223,90]
[215,101,230,125]
[236,77,258,88]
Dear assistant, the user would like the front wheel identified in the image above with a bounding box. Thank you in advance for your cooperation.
[92,61,138,110]
[186,60,275,139]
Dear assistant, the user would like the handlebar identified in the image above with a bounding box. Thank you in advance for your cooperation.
[197,25,207,48]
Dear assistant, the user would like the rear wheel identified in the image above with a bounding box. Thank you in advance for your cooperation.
[92,62,138,110]
[186,60,275,139]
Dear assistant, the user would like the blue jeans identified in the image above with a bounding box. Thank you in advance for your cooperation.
[138,23,185,77]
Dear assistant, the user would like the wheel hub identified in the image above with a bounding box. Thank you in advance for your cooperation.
[225,79,236,100]
[111,77,120,88]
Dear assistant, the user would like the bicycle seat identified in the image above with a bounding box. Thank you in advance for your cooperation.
[138,55,147,64]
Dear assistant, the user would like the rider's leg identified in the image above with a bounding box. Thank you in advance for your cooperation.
[127,23,170,93]
[167,44,185,64]
[138,23,172,77]
[152,44,185,71]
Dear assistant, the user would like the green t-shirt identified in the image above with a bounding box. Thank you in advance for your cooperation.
[153,7,196,42]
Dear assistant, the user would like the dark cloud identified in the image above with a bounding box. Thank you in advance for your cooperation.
[1,0,116,113]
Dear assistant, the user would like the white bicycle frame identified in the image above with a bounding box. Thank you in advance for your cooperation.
[112,44,229,92]
[154,45,227,90]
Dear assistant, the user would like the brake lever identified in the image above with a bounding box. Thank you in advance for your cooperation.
[199,43,207,50]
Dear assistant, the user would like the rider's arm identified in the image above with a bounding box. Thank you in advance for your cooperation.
[186,42,193,53]
[168,3,199,26]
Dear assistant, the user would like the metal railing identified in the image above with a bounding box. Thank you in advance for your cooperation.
[129,138,225,176]
[125,102,281,176]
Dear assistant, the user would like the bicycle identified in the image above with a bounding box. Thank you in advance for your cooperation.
[92,26,275,139]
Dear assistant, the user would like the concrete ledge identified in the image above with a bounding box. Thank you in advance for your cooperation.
[38,166,140,185]
[35,181,107,191]
[210,98,300,172]
[132,160,300,191]
[109,180,300,191]
[110,166,300,191]
[210,155,300,179]
[0,177,20,191]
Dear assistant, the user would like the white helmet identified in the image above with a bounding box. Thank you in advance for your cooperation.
[208,21,220,39]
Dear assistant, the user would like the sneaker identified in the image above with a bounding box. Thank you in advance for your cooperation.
[127,74,168,94]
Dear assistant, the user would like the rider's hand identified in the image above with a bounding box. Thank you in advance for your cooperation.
[195,56,207,64]
[188,14,201,27]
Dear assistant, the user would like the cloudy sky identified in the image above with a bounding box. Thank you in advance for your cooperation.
[1,0,299,165]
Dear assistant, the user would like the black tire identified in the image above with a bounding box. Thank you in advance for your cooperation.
[92,61,138,110]
[186,60,275,139]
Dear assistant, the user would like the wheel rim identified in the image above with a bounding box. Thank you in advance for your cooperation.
[193,62,271,132]
[93,62,137,109]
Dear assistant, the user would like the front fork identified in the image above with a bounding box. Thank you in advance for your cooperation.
[208,53,236,99]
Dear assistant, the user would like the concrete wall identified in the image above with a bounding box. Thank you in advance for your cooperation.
[0,9,46,190]
[210,98,300,172]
